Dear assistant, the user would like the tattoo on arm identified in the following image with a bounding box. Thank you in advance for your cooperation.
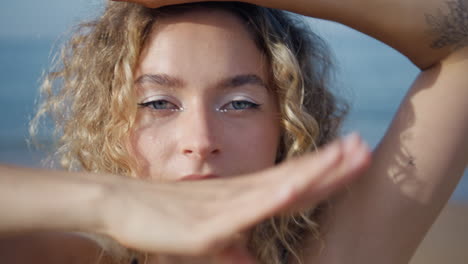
[425,0,468,49]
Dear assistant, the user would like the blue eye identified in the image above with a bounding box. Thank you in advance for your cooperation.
[138,100,179,110]
[223,100,261,111]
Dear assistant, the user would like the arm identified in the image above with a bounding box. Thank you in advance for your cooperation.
[117,0,467,262]
[0,136,369,257]
[0,165,105,235]
[122,0,464,68]
[116,1,466,262]
[255,0,466,69]
[268,0,468,263]
[219,1,467,262]
[304,48,468,264]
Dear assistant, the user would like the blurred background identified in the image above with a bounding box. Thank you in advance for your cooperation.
[0,0,466,263]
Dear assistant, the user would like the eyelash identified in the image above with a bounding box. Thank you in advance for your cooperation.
[138,100,180,111]
[221,100,261,111]
[137,99,261,112]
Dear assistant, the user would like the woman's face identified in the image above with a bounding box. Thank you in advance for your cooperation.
[130,9,281,181]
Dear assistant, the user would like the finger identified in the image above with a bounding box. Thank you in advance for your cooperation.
[306,133,371,198]
[216,135,368,231]
[287,133,371,213]
[183,136,366,255]
[248,137,347,204]
[205,139,346,238]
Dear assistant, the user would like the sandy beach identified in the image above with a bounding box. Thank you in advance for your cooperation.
[410,202,468,264]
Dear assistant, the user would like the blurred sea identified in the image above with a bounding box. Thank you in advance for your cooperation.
[0,22,467,200]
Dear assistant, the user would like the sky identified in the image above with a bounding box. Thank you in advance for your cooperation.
[0,0,103,39]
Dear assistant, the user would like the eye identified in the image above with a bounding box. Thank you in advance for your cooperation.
[221,100,261,111]
[138,99,180,111]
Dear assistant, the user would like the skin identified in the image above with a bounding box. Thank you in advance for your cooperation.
[130,10,281,181]
[119,0,468,263]
[129,10,289,263]
[1,0,467,263]
[0,16,370,261]
[0,136,370,263]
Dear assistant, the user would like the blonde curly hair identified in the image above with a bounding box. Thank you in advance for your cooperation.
[30,1,346,264]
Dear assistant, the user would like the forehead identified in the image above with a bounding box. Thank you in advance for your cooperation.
[135,9,267,84]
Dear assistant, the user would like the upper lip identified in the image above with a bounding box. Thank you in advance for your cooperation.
[180,174,220,181]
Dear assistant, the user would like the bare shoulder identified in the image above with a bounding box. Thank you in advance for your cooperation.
[0,232,104,264]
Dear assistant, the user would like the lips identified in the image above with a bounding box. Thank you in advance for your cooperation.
[180,174,220,181]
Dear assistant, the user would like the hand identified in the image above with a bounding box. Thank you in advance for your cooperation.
[98,134,370,258]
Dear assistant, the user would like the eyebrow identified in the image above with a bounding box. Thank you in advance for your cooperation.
[135,74,185,88]
[219,74,266,89]
[134,73,266,90]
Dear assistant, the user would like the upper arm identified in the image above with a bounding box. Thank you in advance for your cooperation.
[302,47,468,264]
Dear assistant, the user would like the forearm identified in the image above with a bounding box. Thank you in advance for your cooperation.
[0,165,106,235]
[254,0,466,69]
[117,0,466,67]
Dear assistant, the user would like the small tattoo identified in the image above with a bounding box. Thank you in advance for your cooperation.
[425,0,468,49]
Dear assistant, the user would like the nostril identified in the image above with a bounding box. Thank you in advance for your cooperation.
[184,149,193,154]
[183,148,219,157]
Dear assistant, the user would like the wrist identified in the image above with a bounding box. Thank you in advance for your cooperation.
[89,174,129,239]
[69,173,111,235]
[0,166,111,235]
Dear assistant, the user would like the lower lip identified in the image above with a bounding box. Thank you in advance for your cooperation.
[181,174,219,181]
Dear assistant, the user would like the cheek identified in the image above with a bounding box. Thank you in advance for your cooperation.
[129,120,175,178]
[225,115,280,170]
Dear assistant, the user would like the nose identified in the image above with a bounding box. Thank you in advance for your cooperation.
[178,106,221,160]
